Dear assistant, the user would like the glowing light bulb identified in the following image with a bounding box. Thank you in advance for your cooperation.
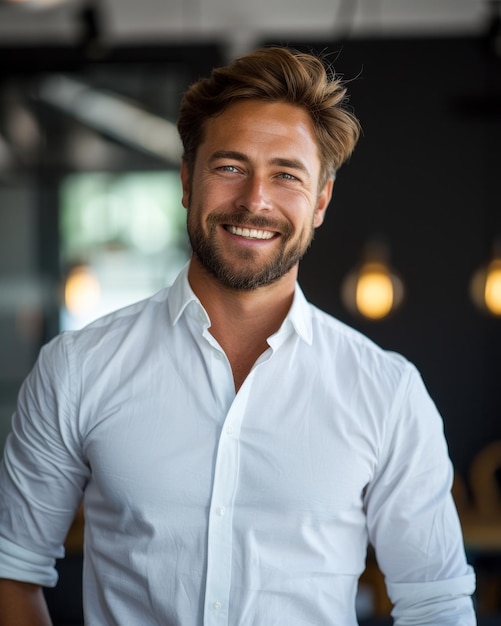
[484,260,501,316]
[355,263,394,320]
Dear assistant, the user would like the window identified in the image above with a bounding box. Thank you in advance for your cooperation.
[60,171,190,330]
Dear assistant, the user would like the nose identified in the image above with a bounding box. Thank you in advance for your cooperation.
[236,174,273,213]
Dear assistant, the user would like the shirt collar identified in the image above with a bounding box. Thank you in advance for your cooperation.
[167,262,208,327]
[167,262,313,345]
[284,284,313,345]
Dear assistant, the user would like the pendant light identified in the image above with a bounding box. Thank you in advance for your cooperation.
[470,241,501,316]
[341,240,404,321]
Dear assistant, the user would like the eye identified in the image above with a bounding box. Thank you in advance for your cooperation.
[217,164,240,173]
[277,172,299,181]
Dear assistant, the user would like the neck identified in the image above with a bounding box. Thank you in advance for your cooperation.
[187,257,297,390]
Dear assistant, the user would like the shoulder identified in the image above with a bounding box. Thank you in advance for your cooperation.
[304,305,442,457]
[302,302,426,427]
[307,303,412,382]
[42,287,172,366]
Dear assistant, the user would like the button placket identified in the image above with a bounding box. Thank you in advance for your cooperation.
[201,332,234,413]
[203,374,254,625]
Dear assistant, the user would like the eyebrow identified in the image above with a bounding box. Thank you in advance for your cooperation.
[209,151,311,178]
[210,150,248,163]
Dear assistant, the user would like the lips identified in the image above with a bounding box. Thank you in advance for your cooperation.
[225,225,276,240]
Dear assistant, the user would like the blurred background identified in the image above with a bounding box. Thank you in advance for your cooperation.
[0,0,501,623]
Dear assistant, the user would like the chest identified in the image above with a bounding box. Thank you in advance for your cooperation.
[81,365,378,521]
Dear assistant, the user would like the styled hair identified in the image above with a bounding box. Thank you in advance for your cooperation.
[177,46,361,186]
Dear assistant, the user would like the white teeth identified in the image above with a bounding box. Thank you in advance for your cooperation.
[227,225,275,240]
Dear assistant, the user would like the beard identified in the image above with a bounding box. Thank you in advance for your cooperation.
[187,209,315,291]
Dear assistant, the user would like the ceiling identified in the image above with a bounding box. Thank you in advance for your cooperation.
[0,0,494,59]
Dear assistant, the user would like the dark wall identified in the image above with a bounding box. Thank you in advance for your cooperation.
[279,36,501,478]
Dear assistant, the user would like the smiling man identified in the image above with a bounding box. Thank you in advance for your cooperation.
[0,47,476,625]
[184,100,331,297]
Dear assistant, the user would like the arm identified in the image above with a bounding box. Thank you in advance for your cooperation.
[0,335,89,605]
[0,579,52,626]
[364,364,476,625]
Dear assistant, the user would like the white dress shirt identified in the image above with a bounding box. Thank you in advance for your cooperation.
[0,264,475,625]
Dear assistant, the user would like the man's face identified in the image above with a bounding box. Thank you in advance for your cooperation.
[181,99,333,291]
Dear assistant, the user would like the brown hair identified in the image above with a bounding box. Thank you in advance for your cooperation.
[177,46,361,186]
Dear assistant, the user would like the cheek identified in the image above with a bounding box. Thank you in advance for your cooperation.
[195,178,233,210]
[284,197,321,231]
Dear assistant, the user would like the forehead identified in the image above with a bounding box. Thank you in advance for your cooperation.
[199,99,322,171]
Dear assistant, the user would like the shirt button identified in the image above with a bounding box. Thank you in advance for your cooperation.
[225,425,234,435]
[216,506,225,516]
[213,601,222,610]
[215,351,224,360]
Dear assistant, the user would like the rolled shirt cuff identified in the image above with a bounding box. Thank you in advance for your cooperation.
[387,567,476,625]
[0,535,59,587]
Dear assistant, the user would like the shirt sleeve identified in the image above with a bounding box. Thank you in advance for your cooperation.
[0,535,58,586]
[363,363,476,625]
[0,333,89,586]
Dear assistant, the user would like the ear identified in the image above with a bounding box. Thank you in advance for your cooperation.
[313,177,334,228]
[180,159,190,209]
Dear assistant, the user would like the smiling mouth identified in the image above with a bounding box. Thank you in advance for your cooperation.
[225,225,276,240]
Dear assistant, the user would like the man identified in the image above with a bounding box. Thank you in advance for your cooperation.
[0,47,475,624]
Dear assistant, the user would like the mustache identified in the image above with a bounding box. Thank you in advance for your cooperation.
[206,211,294,237]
